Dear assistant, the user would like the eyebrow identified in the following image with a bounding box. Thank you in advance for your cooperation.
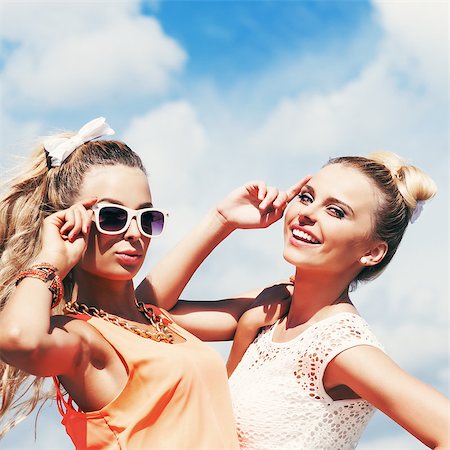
[302,185,355,215]
[98,198,154,208]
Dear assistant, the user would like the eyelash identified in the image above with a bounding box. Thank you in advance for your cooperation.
[329,207,345,219]
[298,193,313,203]
[297,193,345,219]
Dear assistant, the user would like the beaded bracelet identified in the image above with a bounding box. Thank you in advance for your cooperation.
[15,263,64,309]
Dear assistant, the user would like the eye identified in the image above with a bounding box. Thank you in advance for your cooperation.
[328,206,345,219]
[298,193,313,204]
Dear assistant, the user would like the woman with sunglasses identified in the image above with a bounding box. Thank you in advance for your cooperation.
[0,118,296,449]
[150,152,449,449]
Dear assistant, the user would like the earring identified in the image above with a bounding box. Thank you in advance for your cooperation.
[360,257,368,265]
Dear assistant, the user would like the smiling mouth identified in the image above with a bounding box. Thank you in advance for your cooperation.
[292,229,321,244]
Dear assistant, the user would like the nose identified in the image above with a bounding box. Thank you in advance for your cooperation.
[124,217,142,241]
[297,204,316,226]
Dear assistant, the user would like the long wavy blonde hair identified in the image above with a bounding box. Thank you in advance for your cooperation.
[0,136,146,438]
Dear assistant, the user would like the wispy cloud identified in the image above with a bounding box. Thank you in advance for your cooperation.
[123,100,209,206]
[0,1,186,110]
[245,1,447,160]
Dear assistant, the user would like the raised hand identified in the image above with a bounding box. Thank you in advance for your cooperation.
[216,177,311,230]
[34,197,97,277]
[215,181,287,229]
[285,176,312,203]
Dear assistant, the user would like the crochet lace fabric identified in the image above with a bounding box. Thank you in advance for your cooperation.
[229,313,384,450]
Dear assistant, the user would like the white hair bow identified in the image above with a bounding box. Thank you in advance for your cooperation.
[43,117,115,167]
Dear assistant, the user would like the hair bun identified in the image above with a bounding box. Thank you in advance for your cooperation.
[367,151,437,211]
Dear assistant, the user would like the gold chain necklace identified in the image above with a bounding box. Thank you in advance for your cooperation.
[64,299,174,343]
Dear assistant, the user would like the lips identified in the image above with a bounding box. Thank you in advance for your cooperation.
[290,226,321,245]
[117,250,142,256]
[116,251,143,264]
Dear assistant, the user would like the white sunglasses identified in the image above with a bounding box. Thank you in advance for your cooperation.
[92,203,168,238]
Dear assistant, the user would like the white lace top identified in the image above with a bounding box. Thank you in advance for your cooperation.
[229,313,384,450]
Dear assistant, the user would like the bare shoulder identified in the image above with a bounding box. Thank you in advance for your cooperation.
[51,314,104,342]
[325,342,391,390]
[331,342,387,368]
[256,280,294,301]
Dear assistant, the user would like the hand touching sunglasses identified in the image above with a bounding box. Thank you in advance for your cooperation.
[92,203,168,238]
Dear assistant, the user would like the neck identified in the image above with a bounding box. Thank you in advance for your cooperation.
[71,268,141,321]
[287,268,353,327]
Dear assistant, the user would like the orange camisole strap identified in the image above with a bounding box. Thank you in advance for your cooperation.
[53,376,80,416]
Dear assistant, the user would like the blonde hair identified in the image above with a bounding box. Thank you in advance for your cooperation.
[327,151,437,286]
[0,136,146,438]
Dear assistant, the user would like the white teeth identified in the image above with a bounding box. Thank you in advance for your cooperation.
[292,229,320,244]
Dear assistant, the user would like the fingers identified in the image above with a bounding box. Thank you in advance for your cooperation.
[251,176,312,211]
[256,181,267,201]
[259,185,279,210]
[59,208,75,237]
[59,199,96,242]
[273,190,288,209]
[259,188,289,225]
[245,181,267,201]
[259,207,285,228]
[285,175,312,203]
[80,197,98,208]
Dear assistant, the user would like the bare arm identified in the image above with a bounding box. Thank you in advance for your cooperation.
[0,278,83,376]
[136,209,236,312]
[167,281,292,343]
[226,285,292,375]
[325,346,450,449]
[0,199,96,376]
[226,318,261,377]
[136,178,309,313]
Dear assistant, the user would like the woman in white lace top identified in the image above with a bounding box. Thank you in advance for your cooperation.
[154,151,449,449]
[224,151,449,449]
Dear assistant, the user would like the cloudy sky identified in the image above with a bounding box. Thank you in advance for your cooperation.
[0,0,448,449]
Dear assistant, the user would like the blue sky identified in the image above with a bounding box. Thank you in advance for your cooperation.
[144,1,376,81]
[0,1,448,449]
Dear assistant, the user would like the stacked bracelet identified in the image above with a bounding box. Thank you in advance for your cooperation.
[15,263,64,309]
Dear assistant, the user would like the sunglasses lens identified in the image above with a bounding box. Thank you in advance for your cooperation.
[141,210,165,236]
[99,206,128,232]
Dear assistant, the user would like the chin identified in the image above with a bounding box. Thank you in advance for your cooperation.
[91,265,141,281]
[114,266,142,279]
[283,247,304,267]
[283,245,325,270]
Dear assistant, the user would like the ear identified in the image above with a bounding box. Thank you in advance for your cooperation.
[360,241,388,266]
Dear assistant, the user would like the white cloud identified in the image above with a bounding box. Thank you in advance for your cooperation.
[373,322,448,372]
[247,57,444,160]
[373,0,447,94]
[0,2,186,108]
[123,100,209,205]
[245,1,447,159]
[436,366,450,391]
[0,112,42,160]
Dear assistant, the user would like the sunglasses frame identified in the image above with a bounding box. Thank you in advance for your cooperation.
[92,202,168,238]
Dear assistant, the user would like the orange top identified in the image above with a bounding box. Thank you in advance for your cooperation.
[54,311,239,450]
